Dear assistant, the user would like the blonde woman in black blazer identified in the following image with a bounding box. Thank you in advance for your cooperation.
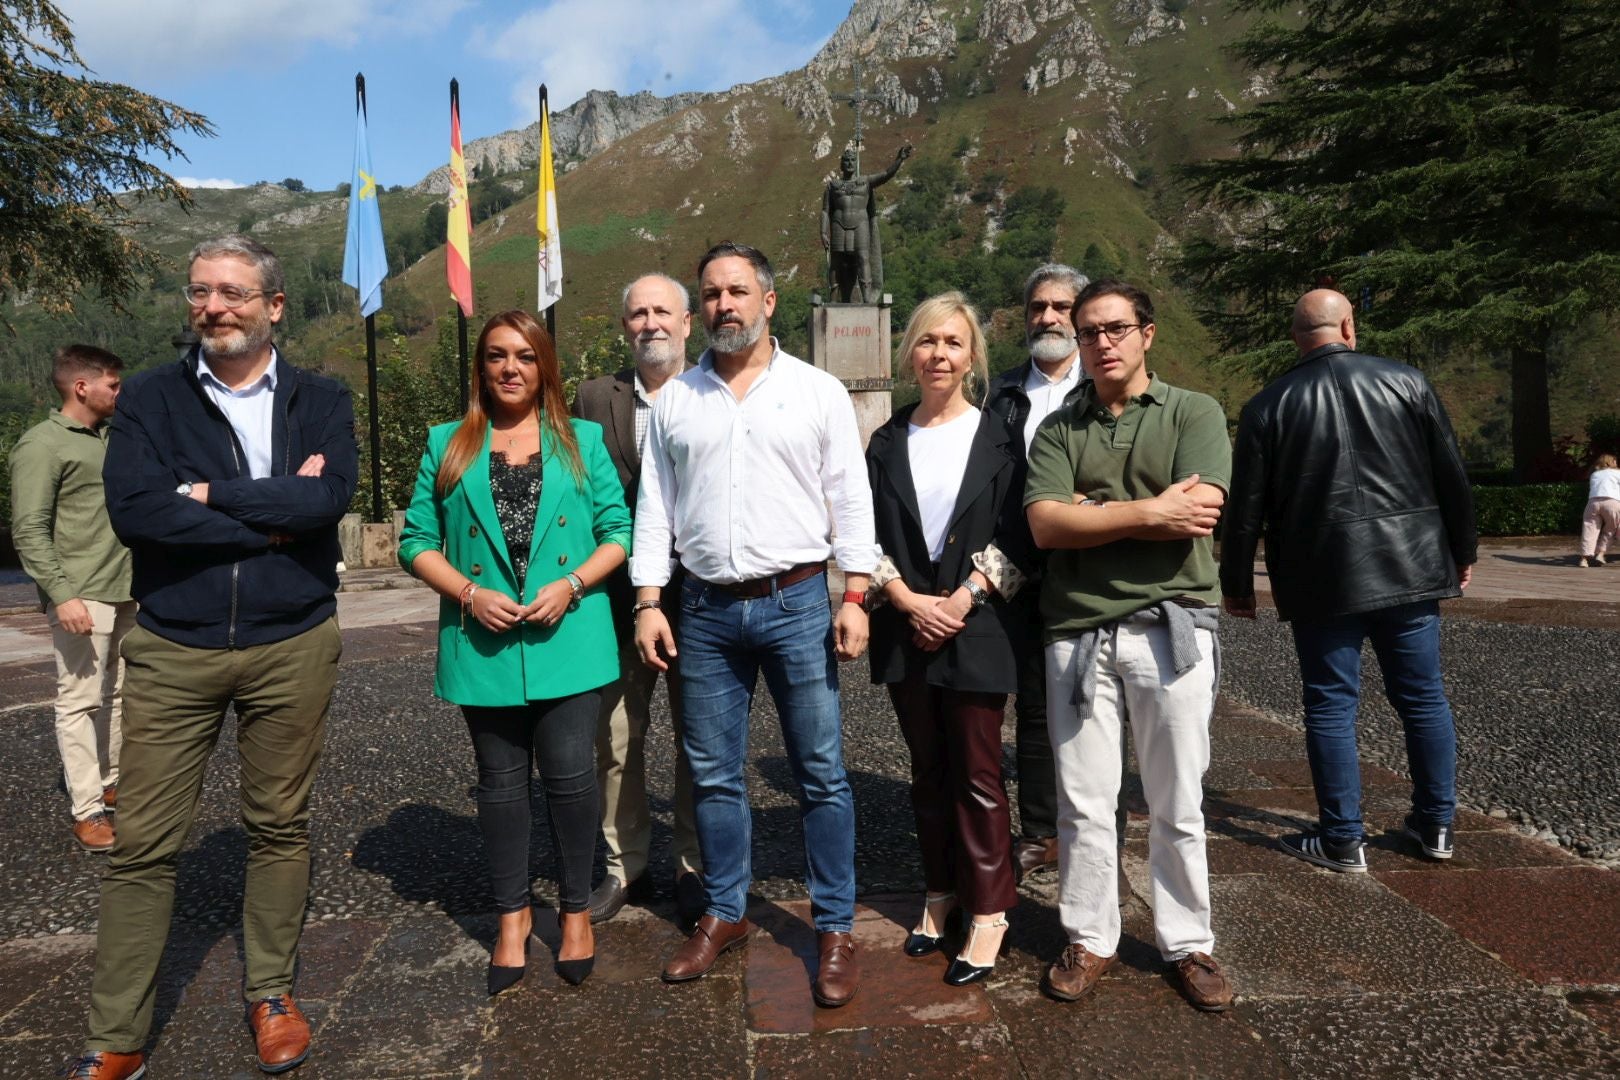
[865,292,1035,986]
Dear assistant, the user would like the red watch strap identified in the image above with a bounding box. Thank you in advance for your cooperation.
[842,590,867,606]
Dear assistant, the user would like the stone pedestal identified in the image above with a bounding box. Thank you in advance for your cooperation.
[808,296,893,449]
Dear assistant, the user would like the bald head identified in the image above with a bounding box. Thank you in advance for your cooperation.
[1291,289,1356,353]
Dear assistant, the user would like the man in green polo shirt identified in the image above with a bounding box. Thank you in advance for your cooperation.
[1023,280,1235,1013]
[9,344,135,853]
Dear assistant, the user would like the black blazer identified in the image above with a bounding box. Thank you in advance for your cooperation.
[865,404,1035,693]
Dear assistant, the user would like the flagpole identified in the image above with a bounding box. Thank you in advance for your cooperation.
[357,72,384,524]
[452,78,470,412]
[539,84,556,344]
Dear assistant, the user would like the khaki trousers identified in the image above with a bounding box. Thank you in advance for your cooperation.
[87,618,341,1052]
[48,599,137,820]
[596,643,700,883]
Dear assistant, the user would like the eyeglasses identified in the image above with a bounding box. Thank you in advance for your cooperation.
[181,284,272,308]
[1075,322,1144,346]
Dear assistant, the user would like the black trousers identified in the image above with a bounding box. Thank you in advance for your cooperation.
[462,691,600,914]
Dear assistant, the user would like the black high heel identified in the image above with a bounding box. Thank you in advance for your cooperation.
[943,915,1008,986]
[487,933,532,997]
[554,911,595,986]
[903,892,959,957]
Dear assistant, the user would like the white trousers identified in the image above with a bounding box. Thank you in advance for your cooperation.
[1046,623,1217,960]
[48,599,137,819]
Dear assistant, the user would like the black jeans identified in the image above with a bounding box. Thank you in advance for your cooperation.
[462,691,600,914]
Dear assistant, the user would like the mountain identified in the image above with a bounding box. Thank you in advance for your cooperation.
[2,0,1612,467]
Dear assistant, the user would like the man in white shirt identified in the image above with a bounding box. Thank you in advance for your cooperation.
[632,242,877,1009]
[984,264,1089,879]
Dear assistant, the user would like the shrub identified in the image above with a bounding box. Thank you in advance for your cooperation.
[1586,412,1620,459]
[1470,482,1585,536]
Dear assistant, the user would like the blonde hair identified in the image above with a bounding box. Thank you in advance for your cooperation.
[1596,453,1618,471]
[895,292,989,405]
[435,310,583,497]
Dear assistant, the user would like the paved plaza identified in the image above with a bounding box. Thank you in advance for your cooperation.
[0,542,1617,1077]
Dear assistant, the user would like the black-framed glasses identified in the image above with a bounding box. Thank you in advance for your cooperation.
[181,284,271,308]
[1075,322,1144,346]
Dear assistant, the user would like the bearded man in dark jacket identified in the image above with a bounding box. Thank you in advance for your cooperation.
[1220,288,1476,874]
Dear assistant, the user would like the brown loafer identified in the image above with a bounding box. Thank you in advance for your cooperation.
[58,1050,146,1079]
[662,914,753,982]
[73,812,115,853]
[1175,951,1233,1011]
[1014,837,1058,880]
[812,931,859,1008]
[1041,943,1117,1002]
[247,994,310,1073]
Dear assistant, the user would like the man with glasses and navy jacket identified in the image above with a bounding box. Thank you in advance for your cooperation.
[64,235,356,1080]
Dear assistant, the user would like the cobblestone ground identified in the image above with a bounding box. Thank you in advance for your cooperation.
[2,611,1617,1077]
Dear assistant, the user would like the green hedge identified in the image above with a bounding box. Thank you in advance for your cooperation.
[1471,482,1585,536]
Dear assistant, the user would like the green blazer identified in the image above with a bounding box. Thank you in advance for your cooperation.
[398,417,632,706]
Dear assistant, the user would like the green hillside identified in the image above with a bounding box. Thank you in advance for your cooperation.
[3,0,1613,479]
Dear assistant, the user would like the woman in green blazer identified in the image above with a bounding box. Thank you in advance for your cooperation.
[398,310,632,994]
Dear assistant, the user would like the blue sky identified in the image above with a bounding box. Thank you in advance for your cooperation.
[55,0,851,191]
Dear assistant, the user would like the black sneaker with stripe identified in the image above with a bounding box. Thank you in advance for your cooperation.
[1278,833,1368,873]
[1402,814,1455,860]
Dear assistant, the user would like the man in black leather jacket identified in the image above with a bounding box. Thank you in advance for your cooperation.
[1220,288,1476,873]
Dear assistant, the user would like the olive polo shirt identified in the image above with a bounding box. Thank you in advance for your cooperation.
[8,409,133,608]
[1023,374,1231,640]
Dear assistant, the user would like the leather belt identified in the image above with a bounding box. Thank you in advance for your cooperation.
[703,562,825,599]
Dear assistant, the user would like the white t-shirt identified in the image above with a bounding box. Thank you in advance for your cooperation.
[1590,468,1620,501]
[908,408,981,561]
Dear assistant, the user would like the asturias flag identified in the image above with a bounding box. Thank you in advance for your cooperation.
[341,85,387,318]
[536,104,562,312]
[447,89,474,317]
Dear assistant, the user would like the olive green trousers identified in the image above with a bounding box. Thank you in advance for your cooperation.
[87,618,341,1051]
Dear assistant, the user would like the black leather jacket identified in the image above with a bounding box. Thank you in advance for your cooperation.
[1219,343,1477,621]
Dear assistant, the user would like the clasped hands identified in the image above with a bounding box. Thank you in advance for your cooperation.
[895,585,973,652]
[467,578,575,634]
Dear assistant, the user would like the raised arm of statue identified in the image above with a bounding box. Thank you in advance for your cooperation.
[869,143,912,188]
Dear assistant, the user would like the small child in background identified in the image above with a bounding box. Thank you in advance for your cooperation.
[1578,452,1620,567]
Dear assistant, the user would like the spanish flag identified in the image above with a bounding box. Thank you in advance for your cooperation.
[536,98,562,313]
[446,81,474,317]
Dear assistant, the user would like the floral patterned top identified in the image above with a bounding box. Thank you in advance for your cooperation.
[489,451,543,588]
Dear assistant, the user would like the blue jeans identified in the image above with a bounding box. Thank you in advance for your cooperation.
[1289,600,1457,844]
[676,572,855,933]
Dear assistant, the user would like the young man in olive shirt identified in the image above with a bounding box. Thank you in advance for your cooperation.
[9,345,135,853]
[1023,280,1234,1012]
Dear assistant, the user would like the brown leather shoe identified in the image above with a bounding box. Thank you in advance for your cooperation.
[73,812,115,853]
[662,914,753,982]
[1041,943,1117,1002]
[59,1050,146,1079]
[1014,837,1058,880]
[1175,951,1234,1011]
[811,931,859,1008]
[101,784,118,812]
[247,994,310,1073]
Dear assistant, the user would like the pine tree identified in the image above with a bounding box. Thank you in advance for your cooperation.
[0,1,212,317]
[1177,0,1620,476]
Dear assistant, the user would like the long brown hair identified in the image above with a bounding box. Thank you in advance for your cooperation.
[435,310,583,497]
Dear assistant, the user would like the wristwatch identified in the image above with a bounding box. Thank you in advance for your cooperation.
[961,579,990,609]
[175,482,193,497]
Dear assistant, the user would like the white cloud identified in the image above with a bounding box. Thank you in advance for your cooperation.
[173,177,247,189]
[476,0,827,119]
[56,0,467,81]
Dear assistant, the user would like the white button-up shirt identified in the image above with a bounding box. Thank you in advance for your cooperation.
[197,349,279,480]
[1022,353,1081,454]
[631,342,879,586]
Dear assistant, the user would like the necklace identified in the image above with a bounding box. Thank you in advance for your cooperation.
[497,419,537,449]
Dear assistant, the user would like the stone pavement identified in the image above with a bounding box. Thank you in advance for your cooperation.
[0,547,1616,1077]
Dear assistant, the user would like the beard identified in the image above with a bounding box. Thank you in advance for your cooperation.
[196,307,275,361]
[705,311,766,354]
[633,334,685,373]
[1028,328,1076,365]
